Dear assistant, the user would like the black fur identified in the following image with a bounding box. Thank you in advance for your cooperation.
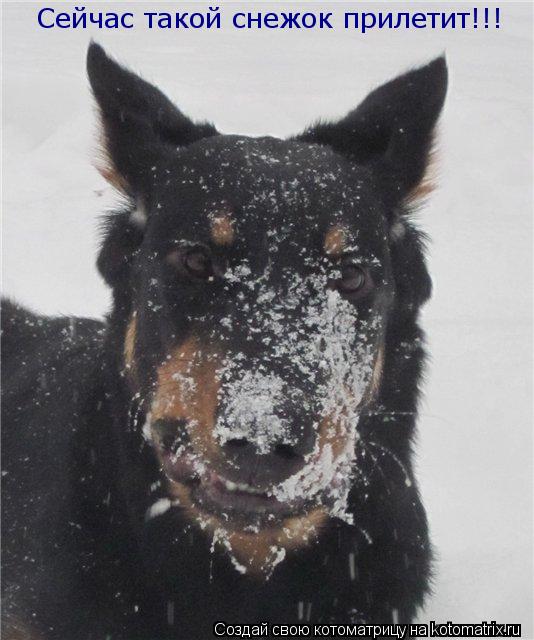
[1,44,447,639]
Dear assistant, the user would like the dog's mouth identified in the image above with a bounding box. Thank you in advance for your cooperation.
[159,446,311,528]
[143,412,359,574]
[146,410,359,538]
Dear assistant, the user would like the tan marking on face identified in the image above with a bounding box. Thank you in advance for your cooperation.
[169,482,327,575]
[124,315,137,375]
[318,343,385,459]
[210,212,235,246]
[316,391,360,465]
[227,507,327,574]
[151,338,221,460]
[324,225,348,257]
[315,346,386,478]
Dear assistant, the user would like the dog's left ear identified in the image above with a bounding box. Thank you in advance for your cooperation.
[298,57,447,212]
[87,42,217,197]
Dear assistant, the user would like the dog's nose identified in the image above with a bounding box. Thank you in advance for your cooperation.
[222,438,302,487]
[220,419,316,488]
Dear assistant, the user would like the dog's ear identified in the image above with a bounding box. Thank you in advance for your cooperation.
[298,57,447,211]
[87,42,217,197]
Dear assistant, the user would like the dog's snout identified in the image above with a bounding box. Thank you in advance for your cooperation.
[222,436,303,487]
[273,442,301,461]
[220,416,316,488]
[224,435,303,459]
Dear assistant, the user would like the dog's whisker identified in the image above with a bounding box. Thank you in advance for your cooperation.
[364,441,413,488]
[358,441,388,484]
[365,410,417,417]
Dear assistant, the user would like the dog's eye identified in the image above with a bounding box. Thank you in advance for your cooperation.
[183,247,214,279]
[166,246,216,281]
[331,262,373,298]
[340,264,366,292]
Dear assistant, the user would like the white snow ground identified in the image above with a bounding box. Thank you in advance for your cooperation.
[2,1,532,635]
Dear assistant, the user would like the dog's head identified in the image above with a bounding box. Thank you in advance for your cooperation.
[88,44,446,574]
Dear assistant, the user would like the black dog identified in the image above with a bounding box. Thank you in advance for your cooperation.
[1,44,447,639]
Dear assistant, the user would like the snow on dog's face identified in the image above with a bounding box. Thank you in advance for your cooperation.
[88,44,447,575]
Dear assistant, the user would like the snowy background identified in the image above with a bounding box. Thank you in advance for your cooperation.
[2,1,532,635]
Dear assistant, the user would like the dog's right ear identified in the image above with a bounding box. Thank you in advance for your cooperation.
[297,57,447,213]
[87,42,217,197]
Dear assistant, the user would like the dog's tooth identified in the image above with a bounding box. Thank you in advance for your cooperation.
[224,479,237,491]
[241,483,262,495]
[219,476,263,495]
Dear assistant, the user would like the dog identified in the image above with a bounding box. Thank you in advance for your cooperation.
[1,43,447,639]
